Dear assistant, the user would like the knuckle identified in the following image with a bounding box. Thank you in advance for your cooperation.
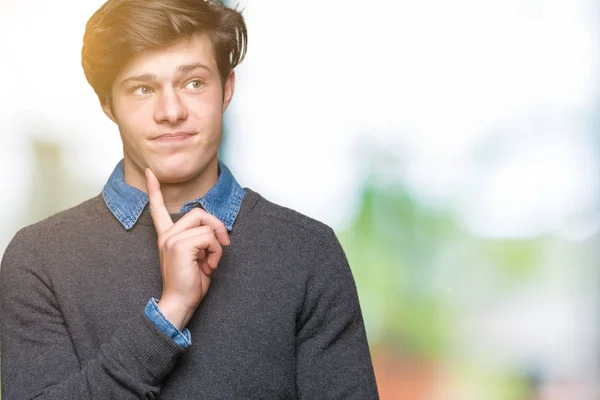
[164,236,178,250]
[190,207,205,218]
[199,225,213,234]
[172,239,185,252]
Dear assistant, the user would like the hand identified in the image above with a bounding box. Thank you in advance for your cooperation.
[145,168,230,330]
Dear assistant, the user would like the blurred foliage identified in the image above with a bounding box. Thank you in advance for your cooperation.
[338,179,454,358]
[338,176,546,361]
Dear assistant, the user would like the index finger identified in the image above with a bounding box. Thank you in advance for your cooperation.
[145,168,174,234]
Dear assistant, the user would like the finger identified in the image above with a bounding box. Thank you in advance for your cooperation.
[163,226,214,247]
[199,271,211,291]
[165,207,230,246]
[187,237,219,277]
[178,233,223,273]
[200,256,212,277]
[145,168,174,234]
[202,235,223,270]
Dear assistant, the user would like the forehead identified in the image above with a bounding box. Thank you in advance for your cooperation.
[116,33,217,80]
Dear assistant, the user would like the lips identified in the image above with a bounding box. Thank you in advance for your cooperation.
[151,132,195,142]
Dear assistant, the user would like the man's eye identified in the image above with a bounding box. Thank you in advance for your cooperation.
[185,80,204,89]
[132,86,152,95]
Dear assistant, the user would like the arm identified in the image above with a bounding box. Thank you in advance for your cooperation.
[295,227,380,399]
[0,171,228,399]
[0,229,184,400]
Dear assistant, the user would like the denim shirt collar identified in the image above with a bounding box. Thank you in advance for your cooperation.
[102,159,245,231]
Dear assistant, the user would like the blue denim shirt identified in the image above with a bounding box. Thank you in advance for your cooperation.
[102,159,246,348]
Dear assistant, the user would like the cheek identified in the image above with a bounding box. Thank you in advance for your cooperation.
[196,86,225,113]
[189,96,224,129]
[114,102,152,138]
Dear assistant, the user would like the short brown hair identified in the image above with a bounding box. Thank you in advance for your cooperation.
[81,0,247,103]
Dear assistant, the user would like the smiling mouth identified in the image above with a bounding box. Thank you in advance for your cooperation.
[152,132,195,142]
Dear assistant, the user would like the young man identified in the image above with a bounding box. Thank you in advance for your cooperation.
[0,0,379,398]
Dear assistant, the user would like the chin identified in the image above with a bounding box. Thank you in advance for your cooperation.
[154,166,200,184]
[145,150,217,184]
[151,156,210,184]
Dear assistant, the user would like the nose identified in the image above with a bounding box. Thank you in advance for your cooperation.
[154,88,188,125]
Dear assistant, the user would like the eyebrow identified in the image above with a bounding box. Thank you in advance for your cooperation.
[118,63,212,87]
[177,62,211,73]
[118,73,157,88]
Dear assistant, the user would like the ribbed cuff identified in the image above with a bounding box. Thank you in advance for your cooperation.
[107,312,185,383]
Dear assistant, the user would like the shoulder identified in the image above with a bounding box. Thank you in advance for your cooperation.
[3,195,107,258]
[240,188,337,242]
[237,188,351,283]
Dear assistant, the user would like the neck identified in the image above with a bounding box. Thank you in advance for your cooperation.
[123,156,219,214]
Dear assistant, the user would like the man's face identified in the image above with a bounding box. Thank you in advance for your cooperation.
[104,33,234,186]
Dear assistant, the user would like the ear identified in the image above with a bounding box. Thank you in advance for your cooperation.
[222,69,236,112]
[101,98,117,123]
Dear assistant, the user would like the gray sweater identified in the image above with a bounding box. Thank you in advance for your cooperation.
[0,188,379,399]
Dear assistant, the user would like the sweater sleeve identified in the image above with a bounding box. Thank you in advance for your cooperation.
[295,227,380,399]
[0,229,184,400]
